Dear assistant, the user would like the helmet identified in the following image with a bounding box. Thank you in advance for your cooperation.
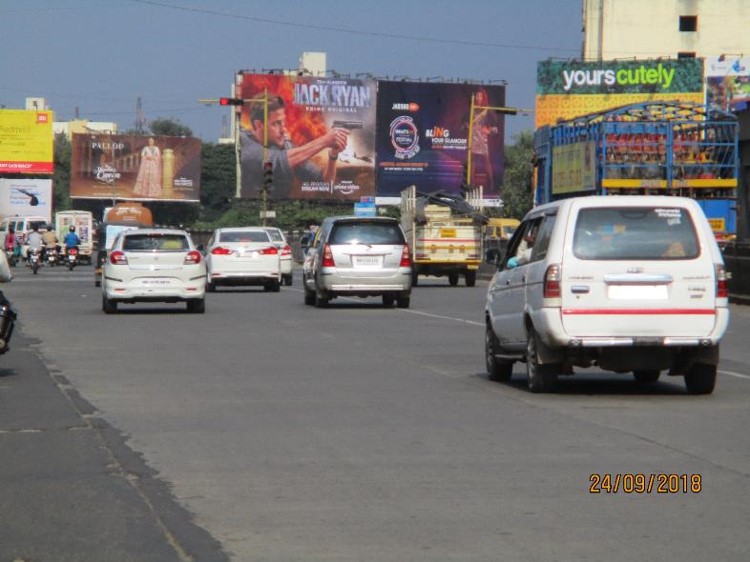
[69,225,76,232]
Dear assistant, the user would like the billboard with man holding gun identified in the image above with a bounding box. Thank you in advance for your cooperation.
[236,73,377,201]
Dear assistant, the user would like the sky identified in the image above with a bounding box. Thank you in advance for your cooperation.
[0,0,583,143]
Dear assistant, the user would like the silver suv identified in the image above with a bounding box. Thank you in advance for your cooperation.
[303,216,412,308]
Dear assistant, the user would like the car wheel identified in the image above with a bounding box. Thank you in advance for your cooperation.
[314,293,329,308]
[485,324,513,382]
[526,328,558,393]
[102,295,117,314]
[633,370,661,383]
[448,273,459,286]
[95,279,101,287]
[411,270,419,286]
[284,274,293,286]
[396,295,410,309]
[465,270,477,287]
[187,299,206,314]
[382,294,395,307]
[304,287,315,306]
[206,279,216,293]
[684,363,717,395]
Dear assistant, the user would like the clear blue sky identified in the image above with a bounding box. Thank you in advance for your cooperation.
[0,0,582,142]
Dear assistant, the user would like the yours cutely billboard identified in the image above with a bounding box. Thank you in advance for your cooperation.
[536,58,705,128]
[375,81,506,198]
[235,73,376,201]
[70,134,201,202]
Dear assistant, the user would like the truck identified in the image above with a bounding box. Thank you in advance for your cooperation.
[55,210,94,264]
[400,185,487,287]
[94,202,154,286]
[533,100,740,242]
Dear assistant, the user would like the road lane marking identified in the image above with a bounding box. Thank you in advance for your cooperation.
[719,370,750,380]
[399,308,484,327]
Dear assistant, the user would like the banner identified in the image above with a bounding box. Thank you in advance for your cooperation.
[70,134,201,202]
[375,81,506,198]
[0,178,53,222]
[0,109,54,174]
[536,59,705,128]
[235,73,376,201]
[705,56,750,111]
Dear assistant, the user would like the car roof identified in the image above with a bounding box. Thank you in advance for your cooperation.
[526,195,702,219]
[215,226,269,232]
[122,228,190,236]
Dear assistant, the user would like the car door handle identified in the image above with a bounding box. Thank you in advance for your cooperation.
[571,285,590,294]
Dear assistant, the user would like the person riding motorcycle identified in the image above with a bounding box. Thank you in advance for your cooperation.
[64,225,81,253]
[26,224,45,264]
[42,224,58,252]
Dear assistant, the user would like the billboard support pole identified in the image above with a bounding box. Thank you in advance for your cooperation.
[261,87,269,227]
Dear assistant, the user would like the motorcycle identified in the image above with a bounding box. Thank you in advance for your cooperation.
[0,295,16,356]
[28,247,42,275]
[45,246,59,267]
[5,248,17,268]
[66,246,79,271]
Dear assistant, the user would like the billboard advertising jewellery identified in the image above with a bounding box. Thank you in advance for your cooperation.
[235,73,376,201]
[69,134,201,202]
[375,81,506,199]
[0,109,54,174]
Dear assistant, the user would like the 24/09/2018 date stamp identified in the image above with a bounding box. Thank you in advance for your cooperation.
[589,473,702,494]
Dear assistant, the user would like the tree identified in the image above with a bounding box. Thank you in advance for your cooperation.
[501,131,535,219]
[149,118,192,138]
[53,133,72,211]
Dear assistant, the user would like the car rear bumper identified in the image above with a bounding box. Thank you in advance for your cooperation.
[210,272,280,286]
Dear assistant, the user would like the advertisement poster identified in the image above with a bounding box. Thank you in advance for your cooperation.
[70,134,201,202]
[235,73,376,201]
[375,81,506,199]
[551,142,596,195]
[705,56,750,111]
[0,178,53,222]
[0,109,54,174]
[535,58,705,128]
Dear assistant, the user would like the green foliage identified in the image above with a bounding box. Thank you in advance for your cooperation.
[501,131,535,219]
[53,133,72,211]
[149,118,193,138]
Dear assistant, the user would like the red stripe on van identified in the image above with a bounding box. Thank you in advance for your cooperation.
[562,308,716,315]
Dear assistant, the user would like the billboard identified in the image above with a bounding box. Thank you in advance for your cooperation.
[0,109,54,174]
[705,56,750,111]
[536,59,705,128]
[0,178,53,222]
[70,134,201,202]
[235,73,376,201]
[375,81,506,198]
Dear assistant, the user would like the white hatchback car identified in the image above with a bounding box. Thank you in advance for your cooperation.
[101,228,206,314]
[485,196,729,394]
[264,227,293,286]
[205,227,281,292]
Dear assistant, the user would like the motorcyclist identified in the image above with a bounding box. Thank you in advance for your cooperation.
[64,225,81,254]
[42,224,58,252]
[26,224,45,264]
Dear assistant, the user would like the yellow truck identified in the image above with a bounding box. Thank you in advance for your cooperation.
[400,185,487,287]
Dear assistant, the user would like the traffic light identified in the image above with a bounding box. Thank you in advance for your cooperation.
[219,97,243,106]
[263,161,273,192]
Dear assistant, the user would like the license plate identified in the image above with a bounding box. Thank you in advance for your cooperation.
[354,255,381,267]
[608,285,668,300]
[238,250,259,258]
[142,279,170,286]
[440,228,456,238]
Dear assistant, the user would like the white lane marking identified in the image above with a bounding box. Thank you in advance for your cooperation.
[399,308,484,327]
[719,370,750,380]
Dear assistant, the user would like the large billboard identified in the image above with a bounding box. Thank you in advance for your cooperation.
[0,178,53,222]
[235,73,376,201]
[70,134,201,202]
[535,59,705,128]
[706,56,750,111]
[375,81,506,199]
[0,109,54,174]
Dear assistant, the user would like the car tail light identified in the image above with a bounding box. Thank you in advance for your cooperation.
[184,250,202,265]
[211,246,232,255]
[715,263,728,298]
[543,264,561,299]
[109,250,128,265]
[281,244,292,256]
[400,244,411,267]
[322,244,335,267]
[259,246,278,255]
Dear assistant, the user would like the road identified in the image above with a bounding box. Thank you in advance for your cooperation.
[2,264,749,561]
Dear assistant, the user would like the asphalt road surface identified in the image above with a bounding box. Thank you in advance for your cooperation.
[2,264,749,561]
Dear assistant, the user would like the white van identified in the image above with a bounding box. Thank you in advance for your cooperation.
[0,215,49,257]
[484,196,729,394]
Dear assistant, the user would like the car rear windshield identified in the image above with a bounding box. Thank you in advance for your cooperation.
[123,234,189,251]
[329,222,405,245]
[265,229,284,242]
[220,231,270,243]
[572,207,700,260]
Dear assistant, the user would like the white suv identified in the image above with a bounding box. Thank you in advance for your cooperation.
[484,196,729,394]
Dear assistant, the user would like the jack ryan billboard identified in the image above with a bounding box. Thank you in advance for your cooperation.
[375,81,506,199]
[70,134,201,202]
[0,109,54,174]
[235,73,376,201]
[535,58,705,128]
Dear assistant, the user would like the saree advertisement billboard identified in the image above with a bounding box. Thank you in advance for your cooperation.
[0,109,54,174]
[70,133,201,202]
[375,81,506,199]
[535,58,705,128]
[235,73,376,201]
